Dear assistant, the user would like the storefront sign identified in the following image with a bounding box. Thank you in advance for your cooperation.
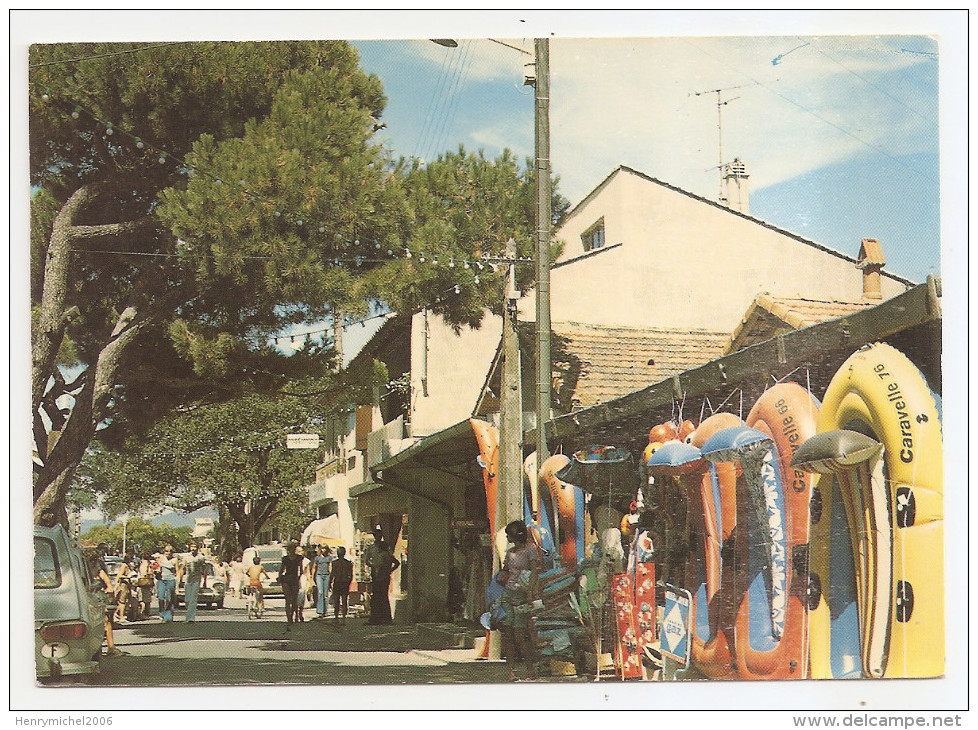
[661,586,692,665]
[287,434,321,449]
[451,519,489,529]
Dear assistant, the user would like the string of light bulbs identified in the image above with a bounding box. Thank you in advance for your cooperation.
[38,90,534,272]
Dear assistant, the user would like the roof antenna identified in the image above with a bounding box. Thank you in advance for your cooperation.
[693,83,757,204]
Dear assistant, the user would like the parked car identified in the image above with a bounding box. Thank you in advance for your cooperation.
[241,544,287,597]
[34,525,107,682]
[174,559,227,609]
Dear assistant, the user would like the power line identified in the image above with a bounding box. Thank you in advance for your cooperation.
[805,37,937,126]
[682,38,938,184]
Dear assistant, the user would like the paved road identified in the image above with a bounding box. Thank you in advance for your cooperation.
[92,596,524,687]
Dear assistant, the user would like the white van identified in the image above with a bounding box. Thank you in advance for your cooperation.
[241,544,287,597]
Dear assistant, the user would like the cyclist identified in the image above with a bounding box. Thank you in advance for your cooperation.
[244,555,269,617]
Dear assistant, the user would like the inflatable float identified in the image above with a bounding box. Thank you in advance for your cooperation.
[793,342,943,679]
[736,383,820,680]
[646,412,741,679]
[700,383,819,680]
[539,454,587,569]
[470,418,500,537]
[523,453,556,569]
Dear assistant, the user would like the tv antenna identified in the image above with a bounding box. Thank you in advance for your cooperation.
[693,83,757,203]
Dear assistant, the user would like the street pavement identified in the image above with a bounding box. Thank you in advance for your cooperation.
[92,595,532,687]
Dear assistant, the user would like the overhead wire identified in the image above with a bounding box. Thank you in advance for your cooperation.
[681,37,938,184]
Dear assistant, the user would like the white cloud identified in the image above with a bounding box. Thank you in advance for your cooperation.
[541,36,938,203]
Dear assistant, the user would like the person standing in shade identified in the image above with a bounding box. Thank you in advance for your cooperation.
[367,535,400,625]
[180,541,207,623]
[498,520,542,682]
[328,546,353,621]
[279,541,303,630]
[156,545,180,623]
[311,545,334,618]
[135,551,155,619]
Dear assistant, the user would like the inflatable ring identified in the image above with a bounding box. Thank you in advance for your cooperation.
[800,343,943,679]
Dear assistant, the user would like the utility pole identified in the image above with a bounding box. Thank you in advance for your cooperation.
[497,238,523,531]
[534,38,552,465]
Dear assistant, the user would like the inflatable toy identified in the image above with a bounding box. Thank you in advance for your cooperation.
[470,418,500,536]
[793,430,882,678]
[737,383,820,680]
[793,342,943,679]
[646,413,741,679]
[539,454,587,569]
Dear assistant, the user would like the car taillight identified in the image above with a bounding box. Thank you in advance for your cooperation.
[40,622,88,641]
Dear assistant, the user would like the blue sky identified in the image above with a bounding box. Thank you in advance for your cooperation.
[353,34,943,283]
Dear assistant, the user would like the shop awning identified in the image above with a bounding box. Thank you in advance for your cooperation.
[532,278,941,453]
[368,418,488,506]
[301,516,344,547]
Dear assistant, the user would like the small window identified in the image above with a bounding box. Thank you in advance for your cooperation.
[34,536,61,589]
[581,218,605,251]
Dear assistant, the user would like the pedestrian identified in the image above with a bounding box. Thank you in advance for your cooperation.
[155,544,179,622]
[279,541,303,630]
[136,551,155,619]
[213,559,229,592]
[328,546,353,621]
[367,534,400,625]
[112,553,134,624]
[311,544,333,618]
[498,520,542,681]
[296,546,312,622]
[180,540,207,623]
[84,547,125,656]
[228,557,244,599]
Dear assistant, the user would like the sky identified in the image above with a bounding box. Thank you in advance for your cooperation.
[353,33,943,283]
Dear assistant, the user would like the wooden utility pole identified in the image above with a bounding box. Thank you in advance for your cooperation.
[497,238,523,532]
[534,38,552,465]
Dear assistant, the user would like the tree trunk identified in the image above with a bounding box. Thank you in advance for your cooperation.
[34,306,144,526]
[32,186,98,418]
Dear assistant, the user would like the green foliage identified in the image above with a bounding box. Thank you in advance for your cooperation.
[82,517,194,556]
[79,388,336,546]
[31,39,572,529]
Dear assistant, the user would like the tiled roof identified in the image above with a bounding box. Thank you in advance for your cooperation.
[726,294,880,354]
[536,322,729,411]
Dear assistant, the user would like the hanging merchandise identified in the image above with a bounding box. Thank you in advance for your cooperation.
[792,342,943,680]
[539,454,587,569]
[611,572,644,679]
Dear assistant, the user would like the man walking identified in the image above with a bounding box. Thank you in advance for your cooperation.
[329,546,354,622]
[156,545,180,623]
[279,541,303,631]
[312,545,334,618]
[181,541,207,623]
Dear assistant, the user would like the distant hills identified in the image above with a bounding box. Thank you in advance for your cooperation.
[80,507,219,535]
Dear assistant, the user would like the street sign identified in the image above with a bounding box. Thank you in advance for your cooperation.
[661,586,692,665]
[286,433,321,450]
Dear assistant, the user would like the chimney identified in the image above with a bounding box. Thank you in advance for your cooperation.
[856,238,886,300]
[723,158,750,214]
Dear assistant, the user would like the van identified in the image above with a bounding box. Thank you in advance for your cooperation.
[241,544,287,597]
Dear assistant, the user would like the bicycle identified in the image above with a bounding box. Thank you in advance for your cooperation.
[245,584,265,619]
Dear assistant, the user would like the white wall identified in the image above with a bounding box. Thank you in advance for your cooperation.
[409,310,503,436]
[526,169,908,332]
